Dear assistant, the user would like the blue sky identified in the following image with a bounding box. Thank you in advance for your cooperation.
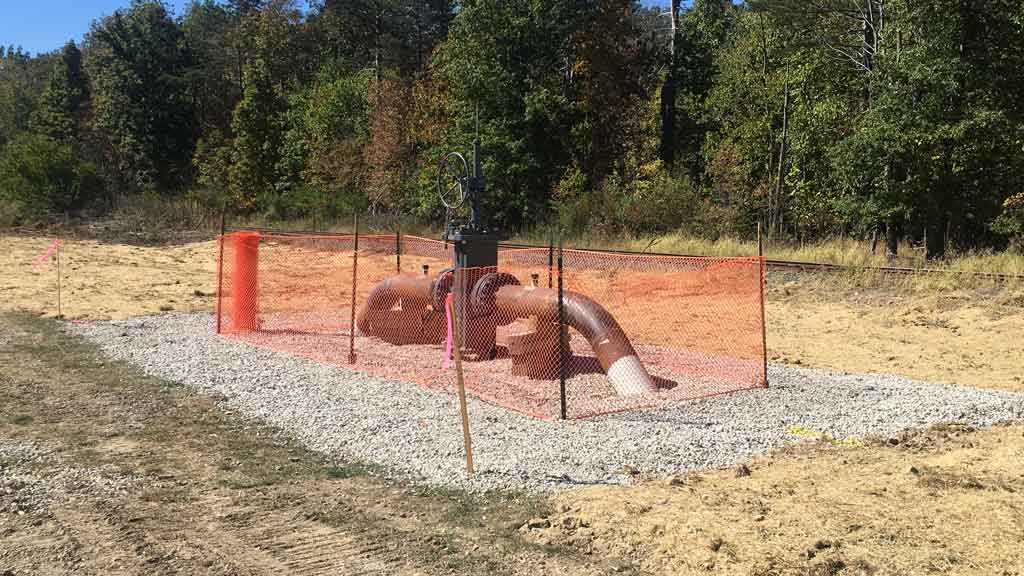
[2,0,672,56]
[2,1,194,55]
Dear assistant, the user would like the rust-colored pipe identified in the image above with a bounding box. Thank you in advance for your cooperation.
[356,275,435,335]
[494,286,657,397]
[357,274,657,397]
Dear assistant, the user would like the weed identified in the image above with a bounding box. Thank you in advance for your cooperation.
[787,425,865,448]
[12,414,33,425]
[218,473,279,490]
[324,463,369,479]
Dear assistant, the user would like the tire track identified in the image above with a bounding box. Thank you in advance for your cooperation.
[237,514,413,576]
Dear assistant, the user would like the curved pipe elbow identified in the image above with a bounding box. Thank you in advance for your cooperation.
[357,275,434,335]
[494,286,657,397]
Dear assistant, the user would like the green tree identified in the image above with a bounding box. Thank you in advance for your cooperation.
[435,0,580,229]
[0,46,53,150]
[222,1,310,213]
[0,133,103,220]
[302,69,372,213]
[182,1,240,140]
[84,0,195,191]
[31,41,88,144]
[229,57,285,209]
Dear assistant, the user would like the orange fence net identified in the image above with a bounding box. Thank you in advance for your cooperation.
[216,231,767,419]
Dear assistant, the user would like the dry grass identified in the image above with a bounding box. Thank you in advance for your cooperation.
[511,230,1024,293]
[4,234,1022,393]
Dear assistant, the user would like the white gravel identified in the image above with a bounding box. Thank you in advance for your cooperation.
[69,314,1024,491]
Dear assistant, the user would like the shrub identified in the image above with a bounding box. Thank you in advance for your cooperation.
[0,134,103,223]
[993,192,1024,253]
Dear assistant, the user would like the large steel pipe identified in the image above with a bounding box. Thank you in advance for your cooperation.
[494,285,657,397]
[356,275,435,336]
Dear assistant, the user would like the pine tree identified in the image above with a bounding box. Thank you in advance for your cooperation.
[31,41,88,143]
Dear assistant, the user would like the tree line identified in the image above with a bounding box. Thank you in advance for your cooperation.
[1,0,1022,256]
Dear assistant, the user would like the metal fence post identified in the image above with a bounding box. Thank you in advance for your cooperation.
[558,232,567,420]
[215,208,226,334]
[548,228,554,289]
[758,222,768,387]
[56,240,62,318]
[348,213,359,364]
[395,223,401,273]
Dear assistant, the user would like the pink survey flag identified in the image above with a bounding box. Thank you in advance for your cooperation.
[34,239,62,268]
[443,292,455,369]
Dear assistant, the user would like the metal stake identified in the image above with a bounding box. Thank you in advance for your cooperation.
[216,209,226,334]
[547,228,554,289]
[558,233,566,420]
[348,213,359,364]
[758,222,768,387]
[56,240,62,318]
[396,224,401,273]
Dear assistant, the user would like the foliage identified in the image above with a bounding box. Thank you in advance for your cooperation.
[31,42,88,143]
[1,0,1023,258]
[0,46,53,151]
[84,0,194,191]
[0,133,102,221]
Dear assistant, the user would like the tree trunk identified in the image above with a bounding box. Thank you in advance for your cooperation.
[660,0,680,171]
[771,75,790,239]
[660,80,676,170]
[885,217,899,259]
[925,216,947,260]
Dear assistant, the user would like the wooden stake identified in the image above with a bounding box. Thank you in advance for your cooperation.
[56,240,62,318]
[448,279,475,475]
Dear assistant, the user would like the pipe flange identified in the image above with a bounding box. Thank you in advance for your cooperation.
[470,272,521,318]
[431,268,455,311]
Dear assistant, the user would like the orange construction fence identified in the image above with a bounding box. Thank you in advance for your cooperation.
[215,231,767,419]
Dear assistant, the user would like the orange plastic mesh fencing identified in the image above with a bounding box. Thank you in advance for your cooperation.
[215,232,766,420]
[562,250,764,418]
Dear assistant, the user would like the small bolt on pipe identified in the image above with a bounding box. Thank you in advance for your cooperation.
[422,264,430,276]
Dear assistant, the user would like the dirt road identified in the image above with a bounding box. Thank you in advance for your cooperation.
[0,313,624,575]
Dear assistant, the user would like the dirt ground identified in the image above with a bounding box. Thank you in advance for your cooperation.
[1,236,217,319]
[524,423,1024,575]
[3,234,1021,393]
[3,234,1024,575]
[768,277,1024,394]
[0,313,625,575]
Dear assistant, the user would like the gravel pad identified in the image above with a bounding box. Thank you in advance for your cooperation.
[69,314,1024,491]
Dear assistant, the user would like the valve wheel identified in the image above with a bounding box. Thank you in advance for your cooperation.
[470,272,521,320]
[431,268,456,312]
[437,152,469,210]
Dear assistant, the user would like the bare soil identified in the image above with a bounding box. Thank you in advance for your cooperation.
[523,424,1024,575]
[1,235,217,319]
[768,278,1024,393]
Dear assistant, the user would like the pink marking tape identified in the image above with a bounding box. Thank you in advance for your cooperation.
[34,239,62,268]
[443,292,455,369]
